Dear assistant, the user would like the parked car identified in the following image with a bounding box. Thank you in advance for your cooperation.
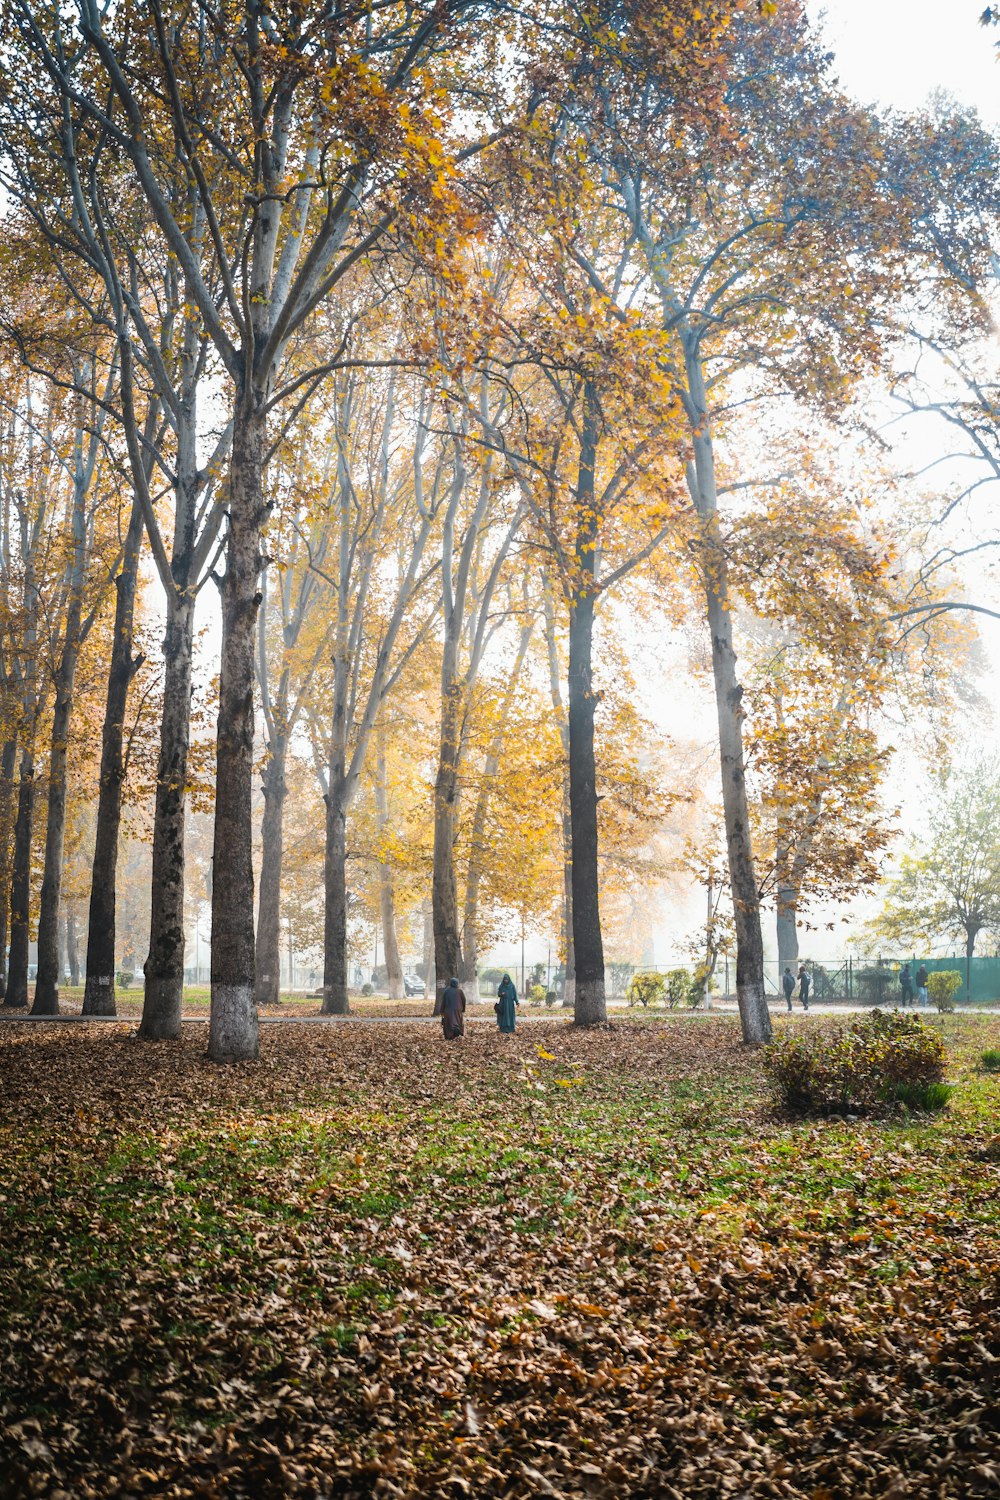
[403,973,423,997]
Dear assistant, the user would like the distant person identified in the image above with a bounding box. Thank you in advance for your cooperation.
[496,973,519,1034]
[915,963,929,1008]
[797,964,811,1010]
[899,962,913,1008]
[782,966,795,1011]
[440,977,466,1040]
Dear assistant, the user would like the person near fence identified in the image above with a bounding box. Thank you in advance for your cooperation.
[440,977,466,1040]
[915,963,929,1008]
[797,964,811,1009]
[495,973,518,1034]
[899,962,913,1008]
[782,966,795,1011]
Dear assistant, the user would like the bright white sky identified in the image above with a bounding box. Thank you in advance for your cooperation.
[814,0,1000,126]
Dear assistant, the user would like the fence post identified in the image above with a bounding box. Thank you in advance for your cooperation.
[848,956,852,1004]
[725,955,729,998]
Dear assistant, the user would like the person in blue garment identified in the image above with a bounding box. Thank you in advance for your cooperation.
[496,973,519,1034]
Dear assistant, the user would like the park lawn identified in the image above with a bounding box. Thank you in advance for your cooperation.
[0,1015,997,1499]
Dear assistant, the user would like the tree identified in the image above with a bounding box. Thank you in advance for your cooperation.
[870,756,1000,985]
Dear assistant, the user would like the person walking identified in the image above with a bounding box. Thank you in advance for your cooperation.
[440,976,466,1040]
[899,962,913,1008]
[797,964,811,1010]
[495,973,519,1034]
[782,966,795,1011]
[915,963,929,1008]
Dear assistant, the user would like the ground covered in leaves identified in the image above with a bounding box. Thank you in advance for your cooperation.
[0,1014,997,1499]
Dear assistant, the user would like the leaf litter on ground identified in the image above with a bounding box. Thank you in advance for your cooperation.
[0,1013,998,1499]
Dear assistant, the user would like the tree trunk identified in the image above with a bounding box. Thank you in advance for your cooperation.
[254,734,287,1009]
[0,737,17,1002]
[560,796,575,1009]
[682,333,770,1045]
[208,398,262,1063]
[139,589,196,1039]
[776,887,799,968]
[375,737,404,1001]
[568,386,606,1026]
[32,642,82,1015]
[66,907,80,987]
[6,750,35,1010]
[83,498,144,1016]
[433,675,463,1014]
[321,777,350,1014]
[422,897,434,1002]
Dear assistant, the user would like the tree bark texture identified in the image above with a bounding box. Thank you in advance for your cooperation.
[31,648,80,1014]
[568,388,606,1026]
[66,907,80,986]
[83,497,145,1015]
[682,333,770,1045]
[0,737,17,1002]
[139,590,196,1039]
[321,780,350,1015]
[433,676,464,1014]
[6,751,35,1010]
[254,733,288,1009]
[208,399,262,1063]
[375,737,404,1001]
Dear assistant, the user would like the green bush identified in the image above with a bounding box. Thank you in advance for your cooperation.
[980,1049,1000,1073]
[627,972,666,1008]
[528,983,546,1006]
[927,970,962,1012]
[116,970,133,990]
[665,968,692,1008]
[361,983,373,996]
[766,1009,946,1117]
[855,965,897,1007]
[893,1081,953,1113]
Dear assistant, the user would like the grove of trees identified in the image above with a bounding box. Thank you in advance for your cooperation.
[0,0,997,1058]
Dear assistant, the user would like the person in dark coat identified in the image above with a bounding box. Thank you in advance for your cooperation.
[915,964,929,1008]
[782,966,795,1011]
[797,964,810,1010]
[440,977,466,1040]
[496,973,518,1033]
[899,962,913,1008]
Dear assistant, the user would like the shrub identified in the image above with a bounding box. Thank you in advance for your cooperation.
[627,972,666,1008]
[980,1049,1000,1073]
[766,1009,946,1117]
[855,965,897,1007]
[528,983,546,1006]
[361,983,373,996]
[116,970,133,990]
[927,970,962,1011]
[545,990,557,1008]
[665,968,692,1008]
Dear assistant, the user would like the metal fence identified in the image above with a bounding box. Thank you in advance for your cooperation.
[594,955,1000,1005]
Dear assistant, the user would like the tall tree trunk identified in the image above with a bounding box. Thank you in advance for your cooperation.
[66,907,80,987]
[560,794,575,1009]
[422,897,434,1002]
[321,776,350,1015]
[139,589,196,1039]
[208,397,262,1063]
[776,888,799,968]
[0,737,17,1002]
[568,385,606,1026]
[32,638,82,1015]
[682,333,770,1046]
[375,736,404,1000]
[6,750,35,1010]
[83,497,145,1015]
[461,617,533,1007]
[433,674,463,1014]
[254,733,287,1008]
